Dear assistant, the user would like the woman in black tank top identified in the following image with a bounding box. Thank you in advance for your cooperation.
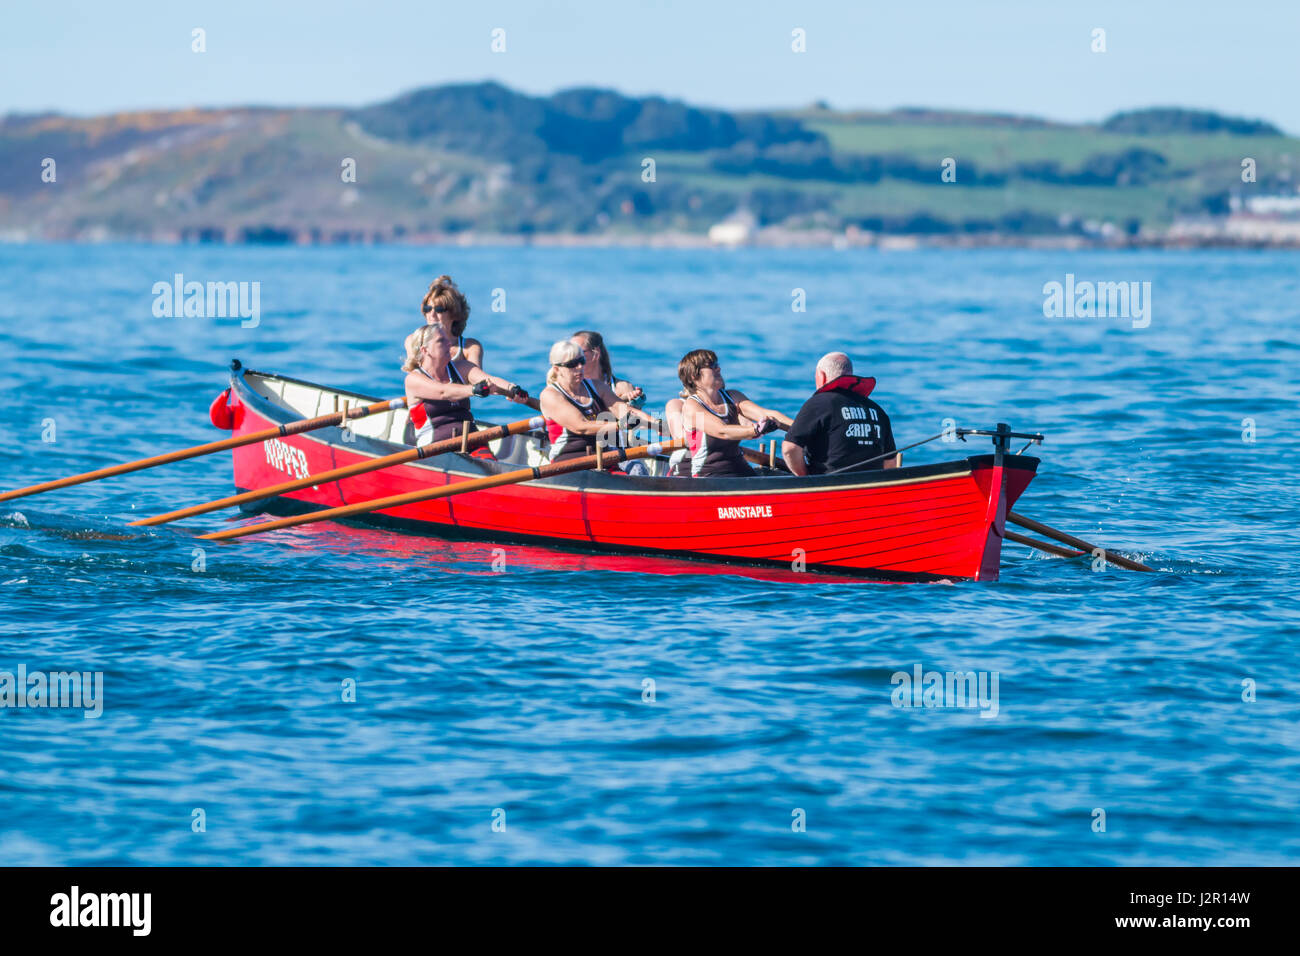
[676,348,794,478]
[571,330,644,406]
[405,358,474,444]
[544,377,610,463]
[539,339,660,465]
[421,275,484,366]
[401,324,531,446]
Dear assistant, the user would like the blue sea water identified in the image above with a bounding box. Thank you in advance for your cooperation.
[0,243,1297,866]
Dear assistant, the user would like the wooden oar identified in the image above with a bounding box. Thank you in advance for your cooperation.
[742,445,791,473]
[0,396,409,504]
[200,439,684,542]
[1006,529,1084,560]
[1007,511,1154,572]
[130,416,544,526]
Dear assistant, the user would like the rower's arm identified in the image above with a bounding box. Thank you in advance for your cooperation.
[594,380,655,429]
[612,377,644,402]
[539,389,609,436]
[462,337,484,366]
[730,391,793,429]
[880,415,899,468]
[405,370,475,402]
[610,400,658,430]
[782,441,809,476]
[459,360,524,399]
[683,406,758,442]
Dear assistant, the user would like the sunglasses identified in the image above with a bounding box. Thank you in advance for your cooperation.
[422,303,449,315]
[704,363,721,372]
[555,357,585,369]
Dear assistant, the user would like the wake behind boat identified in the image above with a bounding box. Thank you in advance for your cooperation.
[218,363,1043,582]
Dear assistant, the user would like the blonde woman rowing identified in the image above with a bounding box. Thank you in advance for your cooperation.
[539,340,658,467]
[402,323,530,446]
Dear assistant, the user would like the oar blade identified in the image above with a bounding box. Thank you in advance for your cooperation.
[1007,511,1154,573]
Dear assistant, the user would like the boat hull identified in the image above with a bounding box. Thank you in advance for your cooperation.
[224,370,1038,582]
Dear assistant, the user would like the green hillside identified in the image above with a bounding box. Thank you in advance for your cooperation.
[0,85,1294,243]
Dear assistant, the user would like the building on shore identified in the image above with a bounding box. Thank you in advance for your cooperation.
[707,209,758,247]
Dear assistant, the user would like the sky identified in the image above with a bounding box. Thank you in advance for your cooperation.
[1,0,1296,131]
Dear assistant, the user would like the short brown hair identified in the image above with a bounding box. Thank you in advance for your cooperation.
[421,275,470,337]
[677,348,718,394]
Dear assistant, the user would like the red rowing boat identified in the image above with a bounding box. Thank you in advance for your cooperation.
[220,365,1041,582]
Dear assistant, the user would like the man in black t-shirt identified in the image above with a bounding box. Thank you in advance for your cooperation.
[782,352,898,476]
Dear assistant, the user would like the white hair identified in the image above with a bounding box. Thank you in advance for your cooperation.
[816,352,852,380]
[547,339,584,384]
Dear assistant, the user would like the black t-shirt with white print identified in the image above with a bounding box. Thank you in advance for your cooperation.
[785,375,896,475]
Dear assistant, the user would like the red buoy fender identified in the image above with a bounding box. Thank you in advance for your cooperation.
[209,388,239,430]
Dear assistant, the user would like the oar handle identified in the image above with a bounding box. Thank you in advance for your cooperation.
[0,396,408,503]
[741,446,790,473]
[202,439,684,542]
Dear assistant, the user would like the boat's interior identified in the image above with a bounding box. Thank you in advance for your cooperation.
[237,369,1038,493]
[243,370,699,477]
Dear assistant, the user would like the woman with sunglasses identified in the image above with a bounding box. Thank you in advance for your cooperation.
[421,275,483,365]
[540,340,658,466]
[410,273,545,411]
[402,323,529,446]
[676,349,792,478]
[570,330,644,406]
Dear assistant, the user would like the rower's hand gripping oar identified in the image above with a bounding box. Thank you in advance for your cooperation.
[0,395,410,503]
[130,416,545,526]
[200,439,684,542]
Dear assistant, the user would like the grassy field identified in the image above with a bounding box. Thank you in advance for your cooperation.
[664,117,1300,229]
[672,168,1182,225]
[806,118,1300,170]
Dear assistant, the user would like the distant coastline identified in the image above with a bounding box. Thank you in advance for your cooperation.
[4,230,1296,250]
[4,84,1298,249]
